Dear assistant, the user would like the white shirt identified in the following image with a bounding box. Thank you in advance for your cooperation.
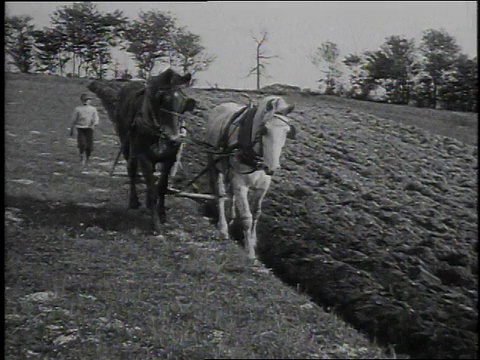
[71,104,100,129]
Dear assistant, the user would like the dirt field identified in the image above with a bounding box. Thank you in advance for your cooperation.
[5,73,478,359]
[180,88,478,359]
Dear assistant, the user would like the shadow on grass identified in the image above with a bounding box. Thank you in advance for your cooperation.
[6,194,150,233]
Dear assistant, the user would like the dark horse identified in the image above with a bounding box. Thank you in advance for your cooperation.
[91,68,196,233]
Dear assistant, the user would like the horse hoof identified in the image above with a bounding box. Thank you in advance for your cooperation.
[152,222,162,234]
[252,259,262,267]
[219,230,230,240]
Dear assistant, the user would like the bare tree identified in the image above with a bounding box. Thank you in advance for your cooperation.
[248,31,278,90]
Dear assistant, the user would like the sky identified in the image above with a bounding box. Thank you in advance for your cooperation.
[5,1,478,89]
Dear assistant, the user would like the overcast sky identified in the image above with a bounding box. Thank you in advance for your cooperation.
[5,1,478,89]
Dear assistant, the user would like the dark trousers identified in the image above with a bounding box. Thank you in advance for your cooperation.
[77,128,94,157]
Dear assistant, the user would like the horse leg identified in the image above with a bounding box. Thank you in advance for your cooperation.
[170,142,184,178]
[127,146,141,209]
[216,172,229,240]
[228,192,237,227]
[138,157,161,233]
[249,185,270,256]
[232,185,255,259]
[207,154,219,219]
[156,161,175,224]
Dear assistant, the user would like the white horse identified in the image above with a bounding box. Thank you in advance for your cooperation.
[205,96,296,259]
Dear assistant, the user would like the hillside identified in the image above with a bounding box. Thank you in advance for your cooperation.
[178,87,478,358]
[5,73,478,359]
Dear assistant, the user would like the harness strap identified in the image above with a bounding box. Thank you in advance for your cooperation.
[237,107,258,152]
[220,106,248,148]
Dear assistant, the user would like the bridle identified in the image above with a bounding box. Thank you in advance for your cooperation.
[139,86,191,141]
[232,113,292,174]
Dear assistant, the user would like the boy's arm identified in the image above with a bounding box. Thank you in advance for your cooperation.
[69,108,78,136]
[92,108,100,127]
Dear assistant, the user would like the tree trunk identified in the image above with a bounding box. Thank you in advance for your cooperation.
[58,55,63,76]
[256,45,261,90]
[432,80,437,109]
[72,53,76,76]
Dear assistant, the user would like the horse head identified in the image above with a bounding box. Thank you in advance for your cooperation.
[143,68,196,141]
[253,96,296,175]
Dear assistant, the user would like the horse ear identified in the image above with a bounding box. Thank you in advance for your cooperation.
[266,99,274,112]
[181,73,192,85]
[287,124,296,139]
[162,68,174,84]
[170,72,192,86]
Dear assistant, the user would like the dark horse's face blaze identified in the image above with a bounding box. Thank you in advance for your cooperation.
[144,69,196,140]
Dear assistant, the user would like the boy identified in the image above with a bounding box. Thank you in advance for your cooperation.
[69,93,100,165]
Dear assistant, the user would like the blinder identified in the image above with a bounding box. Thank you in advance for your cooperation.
[287,124,296,139]
[257,123,268,136]
[184,97,196,112]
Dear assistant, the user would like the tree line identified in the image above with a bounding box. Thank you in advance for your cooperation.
[310,30,477,112]
[5,2,477,112]
[5,2,215,82]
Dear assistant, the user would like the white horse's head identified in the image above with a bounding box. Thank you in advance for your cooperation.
[253,96,296,175]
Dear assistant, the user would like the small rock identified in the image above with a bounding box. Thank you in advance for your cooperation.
[437,251,469,267]
[404,180,423,192]
[21,291,57,303]
[435,264,471,286]
[85,226,104,236]
[361,192,375,201]
[53,334,77,347]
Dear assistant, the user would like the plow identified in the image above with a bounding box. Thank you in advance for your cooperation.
[108,120,231,202]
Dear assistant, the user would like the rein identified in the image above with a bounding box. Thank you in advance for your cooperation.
[131,98,291,174]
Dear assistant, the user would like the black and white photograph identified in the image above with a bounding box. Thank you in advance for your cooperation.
[5,1,477,359]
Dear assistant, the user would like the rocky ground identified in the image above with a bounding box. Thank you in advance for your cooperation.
[179,87,478,359]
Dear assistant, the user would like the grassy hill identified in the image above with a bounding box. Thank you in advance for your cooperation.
[5,72,478,359]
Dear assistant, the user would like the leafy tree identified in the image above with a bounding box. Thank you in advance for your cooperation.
[80,8,126,79]
[438,54,477,111]
[5,15,36,73]
[310,42,343,95]
[170,28,216,83]
[50,1,126,78]
[419,28,461,108]
[364,36,415,104]
[122,10,177,80]
[248,31,278,90]
[408,55,435,108]
[32,27,69,75]
[50,3,87,76]
[343,53,376,100]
